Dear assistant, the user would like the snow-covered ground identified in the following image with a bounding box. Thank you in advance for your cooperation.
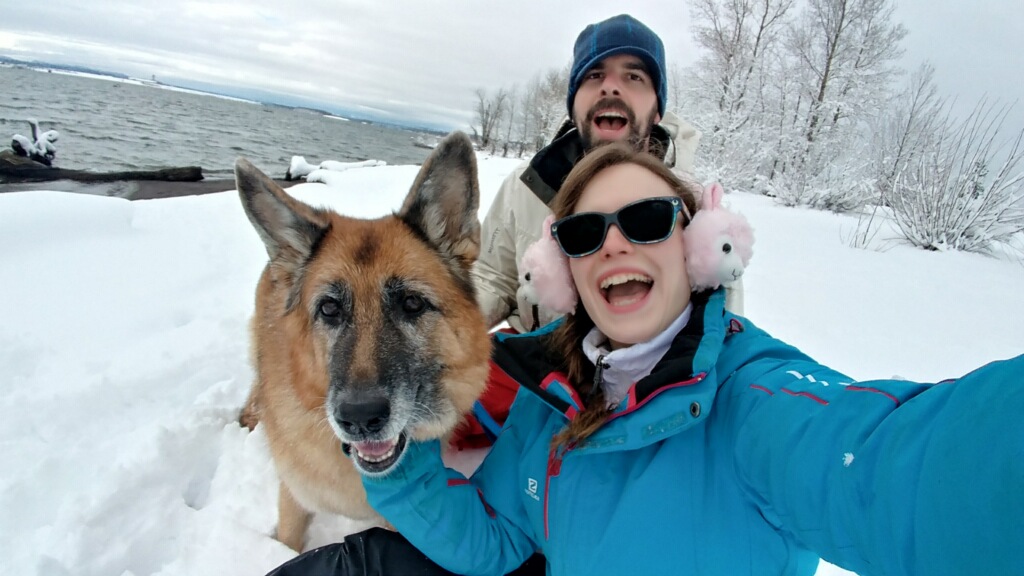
[1,154,1021,576]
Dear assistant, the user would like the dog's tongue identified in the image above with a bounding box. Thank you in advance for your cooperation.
[352,439,397,458]
[606,280,650,306]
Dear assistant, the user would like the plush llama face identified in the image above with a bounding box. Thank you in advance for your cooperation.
[517,252,542,306]
[684,183,754,291]
[517,215,578,321]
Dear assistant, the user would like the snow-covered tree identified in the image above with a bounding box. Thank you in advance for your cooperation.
[677,0,1023,255]
[683,0,795,189]
[764,0,908,209]
[525,65,570,151]
[472,88,508,150]
[866,63,947,201]
[473,65,568,158]
[788,0,907,144]
[499,86,518,156]
[888,101,1024,253]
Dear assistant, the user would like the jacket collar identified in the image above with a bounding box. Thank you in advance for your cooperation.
[519,124,676,206]
[493,290,726,428]
[582,303,694,406]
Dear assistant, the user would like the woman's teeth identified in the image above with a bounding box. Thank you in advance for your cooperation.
[600,273,652,290]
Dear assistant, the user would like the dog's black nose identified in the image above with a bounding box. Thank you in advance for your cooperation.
[336,397,391,435]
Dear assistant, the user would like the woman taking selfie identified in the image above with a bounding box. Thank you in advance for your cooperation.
[274,143,1023,576]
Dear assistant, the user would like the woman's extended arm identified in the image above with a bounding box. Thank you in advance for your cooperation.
[719,327,1024,576]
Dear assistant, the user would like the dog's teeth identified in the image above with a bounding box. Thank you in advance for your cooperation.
[356,446,396,464]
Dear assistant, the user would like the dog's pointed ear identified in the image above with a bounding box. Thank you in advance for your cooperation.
[398,132,481,275]
[235,157,330,273]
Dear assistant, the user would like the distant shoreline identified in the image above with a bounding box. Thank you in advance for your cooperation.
[0,58,454,134]
[1,66,442,190]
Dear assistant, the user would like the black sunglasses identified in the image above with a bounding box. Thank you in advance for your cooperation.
[551,196,690,258]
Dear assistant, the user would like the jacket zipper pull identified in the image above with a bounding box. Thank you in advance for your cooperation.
[588,354,609,404]
[547,447,564,477]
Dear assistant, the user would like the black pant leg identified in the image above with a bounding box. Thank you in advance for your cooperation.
[266,527,453,575]
[264,527,546,576]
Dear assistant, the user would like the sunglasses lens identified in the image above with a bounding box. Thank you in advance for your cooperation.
[556,213,606,257]
[620,199,677,242]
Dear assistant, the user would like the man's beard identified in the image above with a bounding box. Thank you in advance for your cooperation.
[578,97,658,151]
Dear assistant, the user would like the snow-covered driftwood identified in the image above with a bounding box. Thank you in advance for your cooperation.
[0,150,204,183]
[10,119,59,167]
[285,156,386,180]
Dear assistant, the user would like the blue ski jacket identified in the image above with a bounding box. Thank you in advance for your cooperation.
[364,289,1024,576]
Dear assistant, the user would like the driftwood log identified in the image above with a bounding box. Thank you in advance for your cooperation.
[0,150,203,183]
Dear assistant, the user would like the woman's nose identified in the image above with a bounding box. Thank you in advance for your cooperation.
[601,225,633,257]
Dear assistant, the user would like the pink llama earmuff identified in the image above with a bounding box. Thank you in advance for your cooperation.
[684,182,755,291]
[517,215,578,324]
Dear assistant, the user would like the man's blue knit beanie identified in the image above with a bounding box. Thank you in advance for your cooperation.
[566,14,667,118]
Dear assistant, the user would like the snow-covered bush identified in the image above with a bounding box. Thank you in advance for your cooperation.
[887,102,1024,253]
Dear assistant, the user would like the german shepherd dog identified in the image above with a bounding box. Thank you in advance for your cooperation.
[234,132,491,551]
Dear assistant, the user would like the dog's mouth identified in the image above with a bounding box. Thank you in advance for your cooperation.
[343,433,408,476]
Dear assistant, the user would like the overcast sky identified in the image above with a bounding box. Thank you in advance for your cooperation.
[1,0,1021,131]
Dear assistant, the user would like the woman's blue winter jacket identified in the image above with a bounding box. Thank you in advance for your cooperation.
[363,289,1024,576]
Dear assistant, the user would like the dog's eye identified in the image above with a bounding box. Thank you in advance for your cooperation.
[524,272,532,282]
[318,298,342,320]
[722,242,732,254]
[402,294,426,316]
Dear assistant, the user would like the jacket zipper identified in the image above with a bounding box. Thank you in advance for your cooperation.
[544,357,605,540]
[544,444,569,540]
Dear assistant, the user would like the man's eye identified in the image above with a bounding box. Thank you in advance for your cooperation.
[585,71,602,81]
[628,73,645,82]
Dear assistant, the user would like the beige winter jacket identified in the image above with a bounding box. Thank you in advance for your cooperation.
[472,111,744,333]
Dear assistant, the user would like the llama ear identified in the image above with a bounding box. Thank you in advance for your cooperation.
[703,182,724,210]
[542,214,557,240]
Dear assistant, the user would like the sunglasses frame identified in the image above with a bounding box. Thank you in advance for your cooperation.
[550,196,690,258]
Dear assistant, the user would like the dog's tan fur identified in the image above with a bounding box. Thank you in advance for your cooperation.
[235,133,490,551]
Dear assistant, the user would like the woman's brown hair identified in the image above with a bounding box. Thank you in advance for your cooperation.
[548,142,699,450]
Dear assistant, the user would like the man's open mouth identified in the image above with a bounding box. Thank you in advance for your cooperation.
[343,433,408,475]
[594,111,629,132]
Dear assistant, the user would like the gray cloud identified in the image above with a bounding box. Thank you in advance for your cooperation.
[895,0,1024,134]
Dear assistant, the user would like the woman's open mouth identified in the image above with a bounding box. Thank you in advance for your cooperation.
[600,273,653,309]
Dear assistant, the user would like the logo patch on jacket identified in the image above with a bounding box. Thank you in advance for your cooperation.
[525,477,540,501]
